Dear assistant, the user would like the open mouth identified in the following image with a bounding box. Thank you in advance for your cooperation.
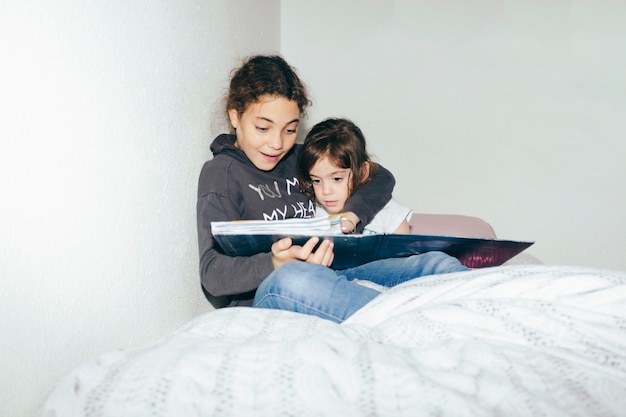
[260,151,282,161]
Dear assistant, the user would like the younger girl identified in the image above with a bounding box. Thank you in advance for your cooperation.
[297,117,412,235]
[253,118,469,323]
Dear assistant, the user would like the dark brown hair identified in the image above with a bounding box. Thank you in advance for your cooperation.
[226,55,312,119]
[297,118,378,202]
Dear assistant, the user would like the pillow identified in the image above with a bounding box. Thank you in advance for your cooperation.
[408,213,497,239]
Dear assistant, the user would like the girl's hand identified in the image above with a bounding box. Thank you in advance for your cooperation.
[304,238,334,266]
[271,237,334,269]
[340,211,360,234]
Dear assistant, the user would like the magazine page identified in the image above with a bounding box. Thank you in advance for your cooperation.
[211,214,343,235]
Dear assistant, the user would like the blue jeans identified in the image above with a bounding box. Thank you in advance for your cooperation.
[253,251,468,323]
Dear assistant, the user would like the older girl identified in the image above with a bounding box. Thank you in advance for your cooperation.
[196,55,395,307]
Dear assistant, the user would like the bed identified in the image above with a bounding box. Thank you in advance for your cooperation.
[42,263,626,417]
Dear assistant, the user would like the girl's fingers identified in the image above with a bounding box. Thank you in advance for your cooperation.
[308,239,334,266]
[299,236,320,258]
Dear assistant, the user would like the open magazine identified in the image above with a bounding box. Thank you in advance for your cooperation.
[211,215,534,269]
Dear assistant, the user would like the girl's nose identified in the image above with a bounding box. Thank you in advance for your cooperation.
[268,133,283,149]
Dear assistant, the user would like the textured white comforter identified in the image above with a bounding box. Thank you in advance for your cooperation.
[42,265,626,417]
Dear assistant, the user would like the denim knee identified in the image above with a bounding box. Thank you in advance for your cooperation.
[254,262,328,306]
[421,251,468,273]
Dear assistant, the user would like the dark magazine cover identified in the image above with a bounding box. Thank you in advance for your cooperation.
[211,217,534,269]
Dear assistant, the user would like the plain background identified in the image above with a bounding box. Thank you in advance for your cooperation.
[1,1,280,416]
[1,1,624,416]
[281,0,626,271]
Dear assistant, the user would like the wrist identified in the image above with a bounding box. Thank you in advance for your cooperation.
[340,212,360,234]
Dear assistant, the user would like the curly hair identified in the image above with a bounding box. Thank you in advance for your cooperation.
[226,55,312,119]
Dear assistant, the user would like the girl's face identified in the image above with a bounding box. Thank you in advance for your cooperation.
[228,95,300,171]
[308,156,352,214]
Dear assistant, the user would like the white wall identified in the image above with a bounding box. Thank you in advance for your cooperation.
[2,1,624,415]
[282,0,626,271]
[0,1,280,416]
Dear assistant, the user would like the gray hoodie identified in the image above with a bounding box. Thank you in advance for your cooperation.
[196,134,395,307]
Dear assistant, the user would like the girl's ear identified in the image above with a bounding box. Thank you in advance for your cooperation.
[359,161,371,182]
[228,109,240,129]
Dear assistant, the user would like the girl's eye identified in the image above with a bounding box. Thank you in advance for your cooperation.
[333,177,344,183]
[285,128,297,134]
[311,179,321,185]
[256,126,269,132]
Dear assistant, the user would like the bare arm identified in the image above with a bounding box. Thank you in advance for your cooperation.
[393,219,411,234]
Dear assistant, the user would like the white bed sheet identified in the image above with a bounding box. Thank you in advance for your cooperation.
[42,265,626,417]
